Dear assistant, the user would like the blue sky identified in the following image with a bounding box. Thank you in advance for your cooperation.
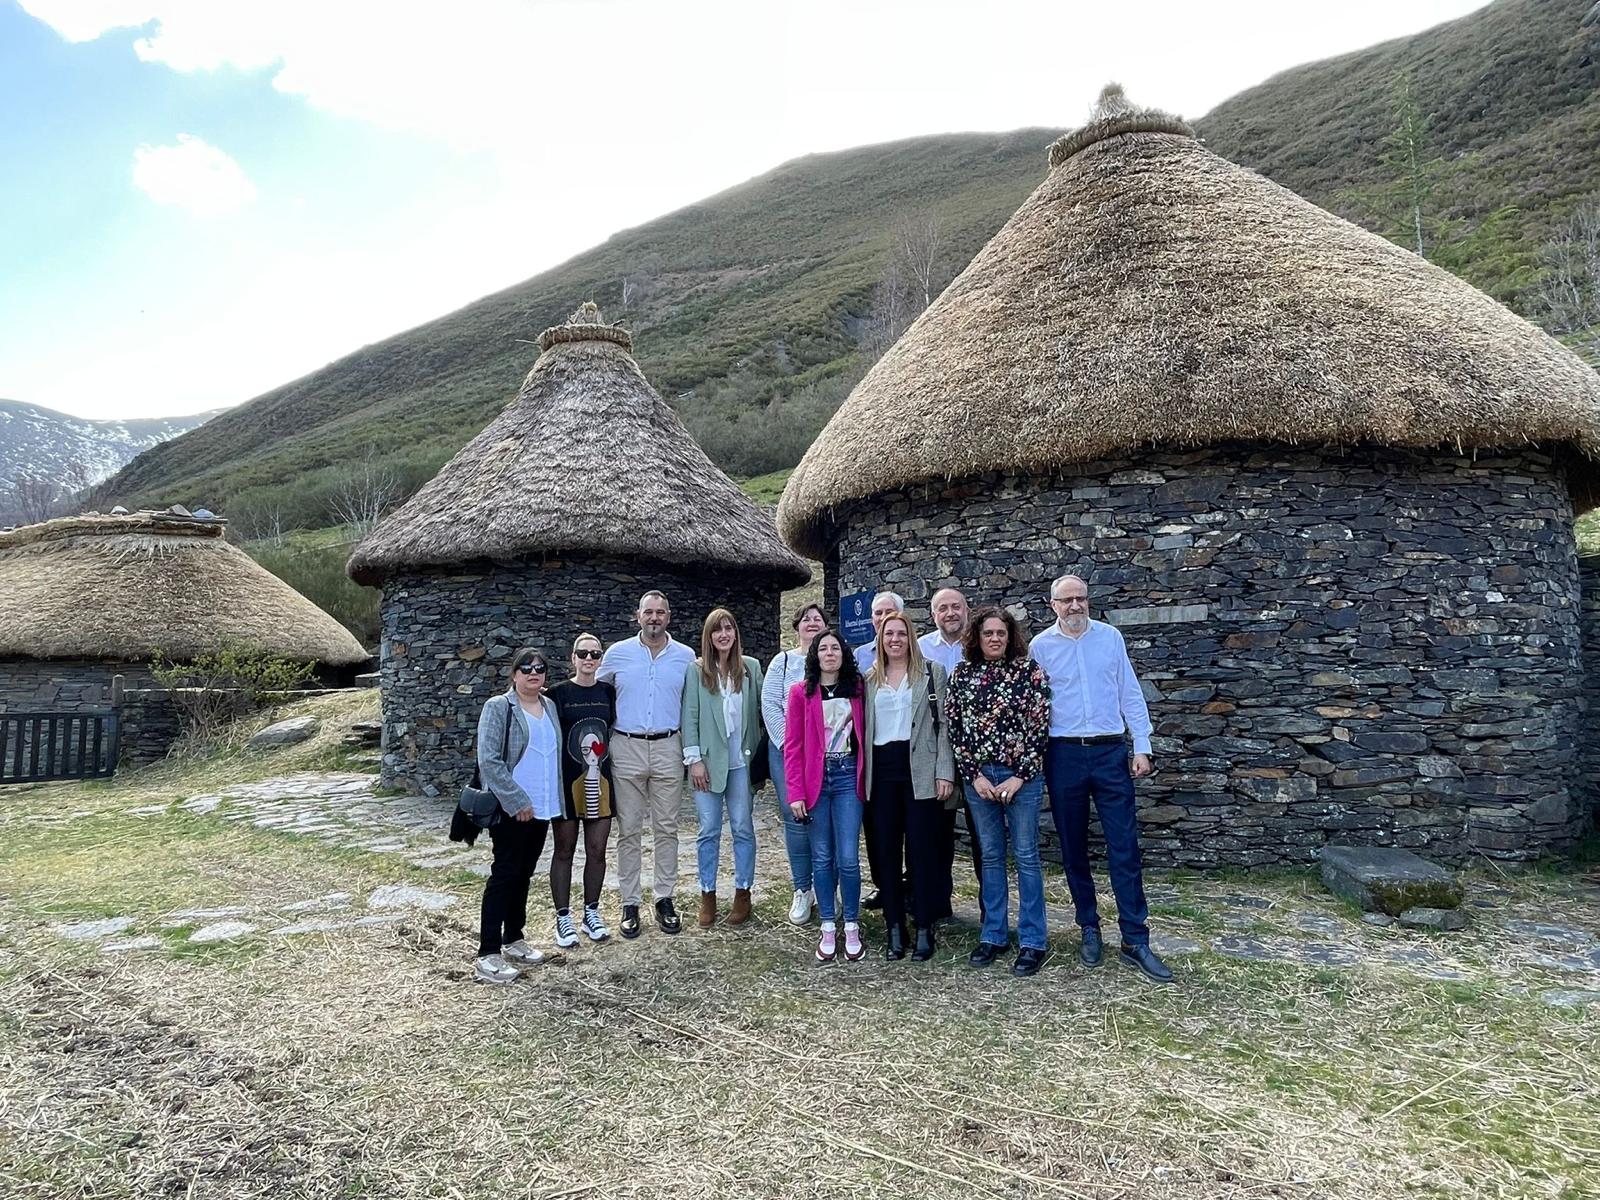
[0,0,1488,421]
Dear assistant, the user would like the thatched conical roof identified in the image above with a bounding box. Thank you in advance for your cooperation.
[778,84,1600,558]
[348,303,810,587]
[0,512,369,664]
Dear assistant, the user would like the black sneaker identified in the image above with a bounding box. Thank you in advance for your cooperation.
[1079,926,1104,968]
[968,941,1007,968]
[1013,946,1047,977]
[1119,942,1174,983]
[655,897,682,935]
[620,904,642,940]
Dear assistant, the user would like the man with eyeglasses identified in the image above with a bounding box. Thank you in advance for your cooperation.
[1029,574,1172,983]
[598,590,696,938]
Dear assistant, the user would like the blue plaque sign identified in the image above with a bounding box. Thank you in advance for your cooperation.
[840,590,875,646]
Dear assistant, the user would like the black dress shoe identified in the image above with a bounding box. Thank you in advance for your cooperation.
[655,898,681,935]
[911,927,935,961]
[968,941,1006,968]
[1079,926,1104,968]
[1120,942,1174,983]
[1013,946,1046,977]
[885,925,907,961]
[620,904,641,940]
[862,889,884,910]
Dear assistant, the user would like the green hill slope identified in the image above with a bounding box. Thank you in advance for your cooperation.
[101,0,1600,532]
[99,130,1057,529]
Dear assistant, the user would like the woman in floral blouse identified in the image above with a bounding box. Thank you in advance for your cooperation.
[945,606,1053,977]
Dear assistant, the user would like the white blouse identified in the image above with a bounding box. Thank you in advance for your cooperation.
[512,705,562,820]
[720,678,744,767]
[872,676,914,745]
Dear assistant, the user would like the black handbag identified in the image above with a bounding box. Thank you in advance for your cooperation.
[457,702,512,830]
[748,650,787,790]
[749,732,772,789]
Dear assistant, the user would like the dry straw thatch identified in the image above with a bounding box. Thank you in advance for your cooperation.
[0,512,368,664]
[347,303,810,587]
[778,84,1600,558]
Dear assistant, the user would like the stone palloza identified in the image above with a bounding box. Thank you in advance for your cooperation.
[777,84,1600,867]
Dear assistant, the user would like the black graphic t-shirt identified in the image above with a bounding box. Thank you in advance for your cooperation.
[548,679,617,820]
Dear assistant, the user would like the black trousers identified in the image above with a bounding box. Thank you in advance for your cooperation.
[478,815,550,956]
[961,798,986,922]
[870,776,956,931]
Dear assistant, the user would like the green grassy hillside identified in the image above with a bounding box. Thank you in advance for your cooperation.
[101,0,1600,539]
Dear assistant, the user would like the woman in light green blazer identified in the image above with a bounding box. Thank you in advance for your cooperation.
[682,607,764,929]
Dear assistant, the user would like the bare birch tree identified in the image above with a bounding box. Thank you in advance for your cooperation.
[1533,197,1600,361]
[896,213,943,310]
[328,448,400,534]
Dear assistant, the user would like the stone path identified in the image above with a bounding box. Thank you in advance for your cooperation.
[41,771,1600,1006]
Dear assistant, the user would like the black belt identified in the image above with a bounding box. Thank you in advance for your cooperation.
[1052,734,1125,746]
[617,729,678,741]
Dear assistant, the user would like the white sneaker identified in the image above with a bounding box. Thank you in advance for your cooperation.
[474,953,519,984]
[502,939,545,965]
[788,888,814,925]
[552,914,580,949]
[581,906,611,942]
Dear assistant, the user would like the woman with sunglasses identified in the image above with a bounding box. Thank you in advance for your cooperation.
[546,632,616,948]
[473,647,563,985]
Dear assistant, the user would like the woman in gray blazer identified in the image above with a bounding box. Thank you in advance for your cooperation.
[863,612,955,962]
[473,647,563,985]
[682,608,765,929]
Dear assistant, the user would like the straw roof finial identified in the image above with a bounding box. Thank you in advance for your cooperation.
[536,300,633,352]
[1048,81,1195,167]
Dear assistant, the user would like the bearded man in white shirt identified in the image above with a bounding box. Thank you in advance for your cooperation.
[1029,574,1172,983]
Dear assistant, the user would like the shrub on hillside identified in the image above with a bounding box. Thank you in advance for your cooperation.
[248,540,381,646]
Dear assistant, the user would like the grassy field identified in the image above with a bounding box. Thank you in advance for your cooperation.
[1,693,1597,1199]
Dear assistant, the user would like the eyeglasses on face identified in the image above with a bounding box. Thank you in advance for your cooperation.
[516,662,548,675]
[573,649,602,660]
[1051,596,1088,606]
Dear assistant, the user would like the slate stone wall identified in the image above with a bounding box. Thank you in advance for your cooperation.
[377,555,791,796]
[823,445,1585,865]
[0,659,158,712]
[1579,553,1600,823]
[117,689,184,766]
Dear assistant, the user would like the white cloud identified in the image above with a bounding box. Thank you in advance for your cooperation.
[15,0,1494,419]
[131,134,258,217]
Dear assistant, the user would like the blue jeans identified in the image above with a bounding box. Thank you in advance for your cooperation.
[1044,740,1150,946]
[964,765,1047,951]
[808,757,862,922]
[693,766,755,892]
[769,739,812,892]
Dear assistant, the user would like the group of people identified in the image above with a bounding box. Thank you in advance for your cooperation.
[469,577,1174,986]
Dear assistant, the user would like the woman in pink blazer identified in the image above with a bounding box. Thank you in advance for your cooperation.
[783,628,867,963]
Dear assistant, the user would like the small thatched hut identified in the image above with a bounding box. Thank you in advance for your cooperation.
[0,510,369,711]
[348,302,810,796]
[779,86,1600,866]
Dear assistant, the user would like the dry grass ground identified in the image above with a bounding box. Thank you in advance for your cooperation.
[1,693,1596,1199]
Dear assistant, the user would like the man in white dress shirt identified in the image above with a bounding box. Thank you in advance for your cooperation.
[917,588,969,675]
[1029,574,1172,983]
[853,591,905,673]
[598,590,697,939]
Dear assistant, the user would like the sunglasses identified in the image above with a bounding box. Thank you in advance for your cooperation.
[573,649,602,661]
[516,662,548,675]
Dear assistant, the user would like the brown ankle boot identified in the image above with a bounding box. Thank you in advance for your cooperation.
[698,890,717,928]
[728,887,752,925]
